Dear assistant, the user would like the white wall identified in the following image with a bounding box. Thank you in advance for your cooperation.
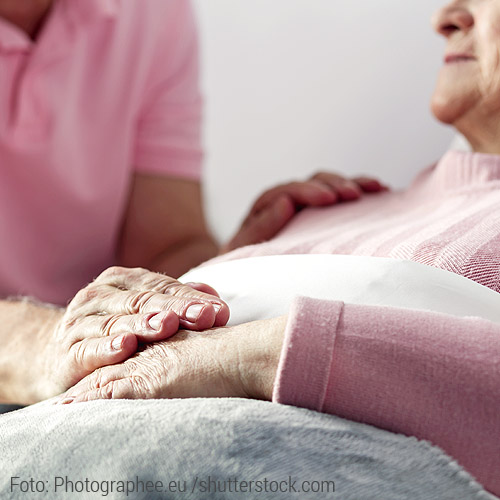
[193,0,455,242]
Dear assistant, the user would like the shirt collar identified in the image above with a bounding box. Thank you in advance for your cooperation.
[0,16,33,52]
[425,150,500,194]
[0,0,120,53]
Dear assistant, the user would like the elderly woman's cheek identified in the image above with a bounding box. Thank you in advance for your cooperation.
[479,53,500,107]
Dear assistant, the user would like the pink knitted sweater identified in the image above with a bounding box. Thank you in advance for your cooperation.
[211,150,500,496]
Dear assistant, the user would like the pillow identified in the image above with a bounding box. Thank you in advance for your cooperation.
[180,254,500,326]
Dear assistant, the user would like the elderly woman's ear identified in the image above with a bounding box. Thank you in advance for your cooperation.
[221,172,389,253]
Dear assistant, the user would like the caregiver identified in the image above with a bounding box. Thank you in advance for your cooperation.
[0,1,383,404]
[0,0,232,406]
[59,0,500,496]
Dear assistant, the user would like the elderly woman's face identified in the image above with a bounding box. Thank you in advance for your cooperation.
[431,0,500,125]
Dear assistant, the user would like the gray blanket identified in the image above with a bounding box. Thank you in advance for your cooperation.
[0,398,495,499]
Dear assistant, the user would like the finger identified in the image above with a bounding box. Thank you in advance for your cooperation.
[70,310,180,343]
[61,381,132,404]
[67,333,138,380]
[351,176,390,192]
[87,288,222,330]
[311,172,362,201]
[57,366,133,403]
[224,195,295,252]
[183,282,220,297]
[249,181,338,217]
[89,267,229,327]
[177,282,229,327]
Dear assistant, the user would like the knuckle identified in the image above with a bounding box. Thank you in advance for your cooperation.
[97,266,123,281]
[146,275,179,294]
[311,171,324,179]
[130,374,149,393]
[127,290,156,313]
[102,381,116,399]
[168,282,196,299]
[97,266,147,285]
[312,171,342,181]
[73,341,87,368]
[72,286,99,306]
[92,368,106,389]
[60,316,78,334]
[99,314,121,337]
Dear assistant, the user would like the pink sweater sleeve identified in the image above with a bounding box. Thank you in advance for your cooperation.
[272,296,500,496]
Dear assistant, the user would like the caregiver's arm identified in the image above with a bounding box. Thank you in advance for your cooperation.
[117,175,218,278]
[273,298,500,497]
[0,300,63,405]
[0,267,228,405]
[118,1,218,277]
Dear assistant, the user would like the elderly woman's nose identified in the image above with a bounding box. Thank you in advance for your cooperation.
[432,2,474,37]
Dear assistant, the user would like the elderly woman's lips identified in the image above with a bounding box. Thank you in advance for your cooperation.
[444,54,476,64]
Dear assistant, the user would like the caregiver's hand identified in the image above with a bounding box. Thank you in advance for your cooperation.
[37,266,229,400]
[221,172,389,253]
[56,316,287,404]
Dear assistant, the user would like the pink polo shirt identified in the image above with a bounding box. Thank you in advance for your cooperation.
[0,0,202,304]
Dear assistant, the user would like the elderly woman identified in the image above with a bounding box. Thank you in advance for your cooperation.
[7,0,500,497]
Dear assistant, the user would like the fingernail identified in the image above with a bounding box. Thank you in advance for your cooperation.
[111,335,125,350]
[57,397,75,405]
[185,303,205,322]
[148,313,163,331]
[213,304,222,314]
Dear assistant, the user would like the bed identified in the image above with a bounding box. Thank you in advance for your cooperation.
[1,255,498,499]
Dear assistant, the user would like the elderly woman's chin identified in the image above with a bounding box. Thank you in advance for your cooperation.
[430,89,472,127]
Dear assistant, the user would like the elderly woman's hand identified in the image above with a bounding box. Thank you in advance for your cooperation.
[55,316,287,404]
[221,172,389,253]
[36,266,229,401]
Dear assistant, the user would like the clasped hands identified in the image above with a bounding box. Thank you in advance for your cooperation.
[51,172,386,405]
[48,266,286,405]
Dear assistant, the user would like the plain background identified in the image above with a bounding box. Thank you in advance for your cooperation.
[192,0,456,242]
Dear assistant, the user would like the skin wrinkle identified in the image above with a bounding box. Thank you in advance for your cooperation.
[433,0,500,152]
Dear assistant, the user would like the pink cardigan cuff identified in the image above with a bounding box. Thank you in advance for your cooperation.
[272,296,344,412]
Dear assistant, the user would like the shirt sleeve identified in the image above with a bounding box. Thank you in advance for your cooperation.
[272,296,500,497]
[134,0,203,180]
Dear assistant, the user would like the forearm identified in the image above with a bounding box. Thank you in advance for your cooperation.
[273,297,500,496]
[0,299,63,404]
[146,235,219,278]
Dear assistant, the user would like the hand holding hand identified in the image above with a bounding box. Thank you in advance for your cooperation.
[35,266,229,401]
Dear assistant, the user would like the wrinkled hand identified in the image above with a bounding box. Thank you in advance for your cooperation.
[222,172,389,253]
[36,266,229,401]
[55,316,287,404]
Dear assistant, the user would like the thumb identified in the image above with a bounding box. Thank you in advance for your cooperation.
[223,195,295,253]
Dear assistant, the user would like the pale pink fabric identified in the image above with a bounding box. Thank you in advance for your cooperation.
[211,150,500,496]
[0,0,202,304]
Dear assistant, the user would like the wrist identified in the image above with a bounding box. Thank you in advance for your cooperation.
[0,299,63,404]
[34,307,65,401]
[235,316,287,401]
